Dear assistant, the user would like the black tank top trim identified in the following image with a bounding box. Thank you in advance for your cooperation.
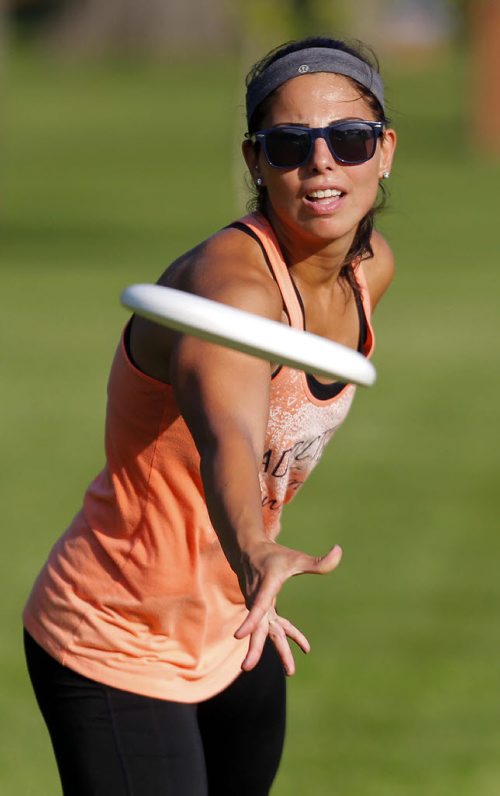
[227,221,287,378]
[305,289,368,399]
[227,221,368,399]
[227,221,276,279]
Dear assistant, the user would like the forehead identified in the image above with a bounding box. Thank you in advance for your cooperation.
[264,72,375,125]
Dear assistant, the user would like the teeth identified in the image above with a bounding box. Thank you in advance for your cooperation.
[308,188,341,199]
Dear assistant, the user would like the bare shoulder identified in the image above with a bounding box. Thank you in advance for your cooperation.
[129,225,283,383]
[159,225,283,321]
[361,230,395,311]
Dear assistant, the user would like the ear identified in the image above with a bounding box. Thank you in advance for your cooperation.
[242,139,261,183]
[379,128,397,180]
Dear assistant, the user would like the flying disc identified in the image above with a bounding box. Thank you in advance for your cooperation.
[120,284,376,387]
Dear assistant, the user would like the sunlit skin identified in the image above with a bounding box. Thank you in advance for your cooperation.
[243,72,397,285]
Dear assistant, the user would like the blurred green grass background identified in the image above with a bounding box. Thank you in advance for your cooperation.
[2,44,499,794]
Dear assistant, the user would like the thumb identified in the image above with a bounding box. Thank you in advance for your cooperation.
[300,544,343,575]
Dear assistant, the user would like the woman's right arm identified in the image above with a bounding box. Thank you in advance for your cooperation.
[170,282,342,674]
[131,231,343,673]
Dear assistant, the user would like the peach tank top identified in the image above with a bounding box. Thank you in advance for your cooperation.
[23,213,374,702]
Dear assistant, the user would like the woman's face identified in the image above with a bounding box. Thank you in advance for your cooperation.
[244,72,396,248]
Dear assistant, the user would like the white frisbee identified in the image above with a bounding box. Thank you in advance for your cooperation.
[120,284,376,387]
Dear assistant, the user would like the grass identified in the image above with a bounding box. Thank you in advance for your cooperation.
[1,43,499,794]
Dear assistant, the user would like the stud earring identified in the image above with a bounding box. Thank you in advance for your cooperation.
[256,177,263,187]
[382,171,390,180]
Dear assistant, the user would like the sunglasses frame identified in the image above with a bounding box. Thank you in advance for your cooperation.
[248,120,385,168]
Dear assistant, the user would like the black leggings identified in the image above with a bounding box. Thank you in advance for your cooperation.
[24,630,286,796]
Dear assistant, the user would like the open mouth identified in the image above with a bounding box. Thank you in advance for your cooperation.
[305,188,343,202]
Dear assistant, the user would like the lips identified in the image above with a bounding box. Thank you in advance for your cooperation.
[302,185,345,214]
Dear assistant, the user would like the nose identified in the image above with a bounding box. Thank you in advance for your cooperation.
[307,133,336,172]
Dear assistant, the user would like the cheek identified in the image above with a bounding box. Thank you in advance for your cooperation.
[365,178,381,206]
[263,171,299,204]
[351,163,381,204]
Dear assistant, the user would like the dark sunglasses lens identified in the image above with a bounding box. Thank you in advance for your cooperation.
[265,129,311,167]
[329,124,377,163]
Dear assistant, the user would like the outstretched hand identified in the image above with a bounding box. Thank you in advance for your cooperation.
[234,541,343,675]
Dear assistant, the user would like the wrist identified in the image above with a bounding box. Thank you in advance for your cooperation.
[223,529,271,569]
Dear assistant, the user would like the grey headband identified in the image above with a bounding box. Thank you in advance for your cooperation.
[246,47,385,126]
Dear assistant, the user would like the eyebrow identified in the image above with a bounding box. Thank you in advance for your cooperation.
[270,117,369,128]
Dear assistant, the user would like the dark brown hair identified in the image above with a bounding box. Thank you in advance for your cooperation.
[245,36,391,293]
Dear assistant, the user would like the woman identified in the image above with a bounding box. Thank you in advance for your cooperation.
[24,35,397,795]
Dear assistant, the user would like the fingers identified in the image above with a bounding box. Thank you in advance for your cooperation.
[234,608,264,641]
[240,612,311,677]
[276,616,310,655]
[234,573,281,639]
[268,618,296,676]
[268,615,311,676]
[240,620,268,672]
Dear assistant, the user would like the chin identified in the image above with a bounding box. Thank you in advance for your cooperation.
[297,214,357,243]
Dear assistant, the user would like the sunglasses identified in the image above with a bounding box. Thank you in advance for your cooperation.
[248,120,385,169]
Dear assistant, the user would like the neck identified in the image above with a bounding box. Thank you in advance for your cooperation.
[265,206,356,287]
